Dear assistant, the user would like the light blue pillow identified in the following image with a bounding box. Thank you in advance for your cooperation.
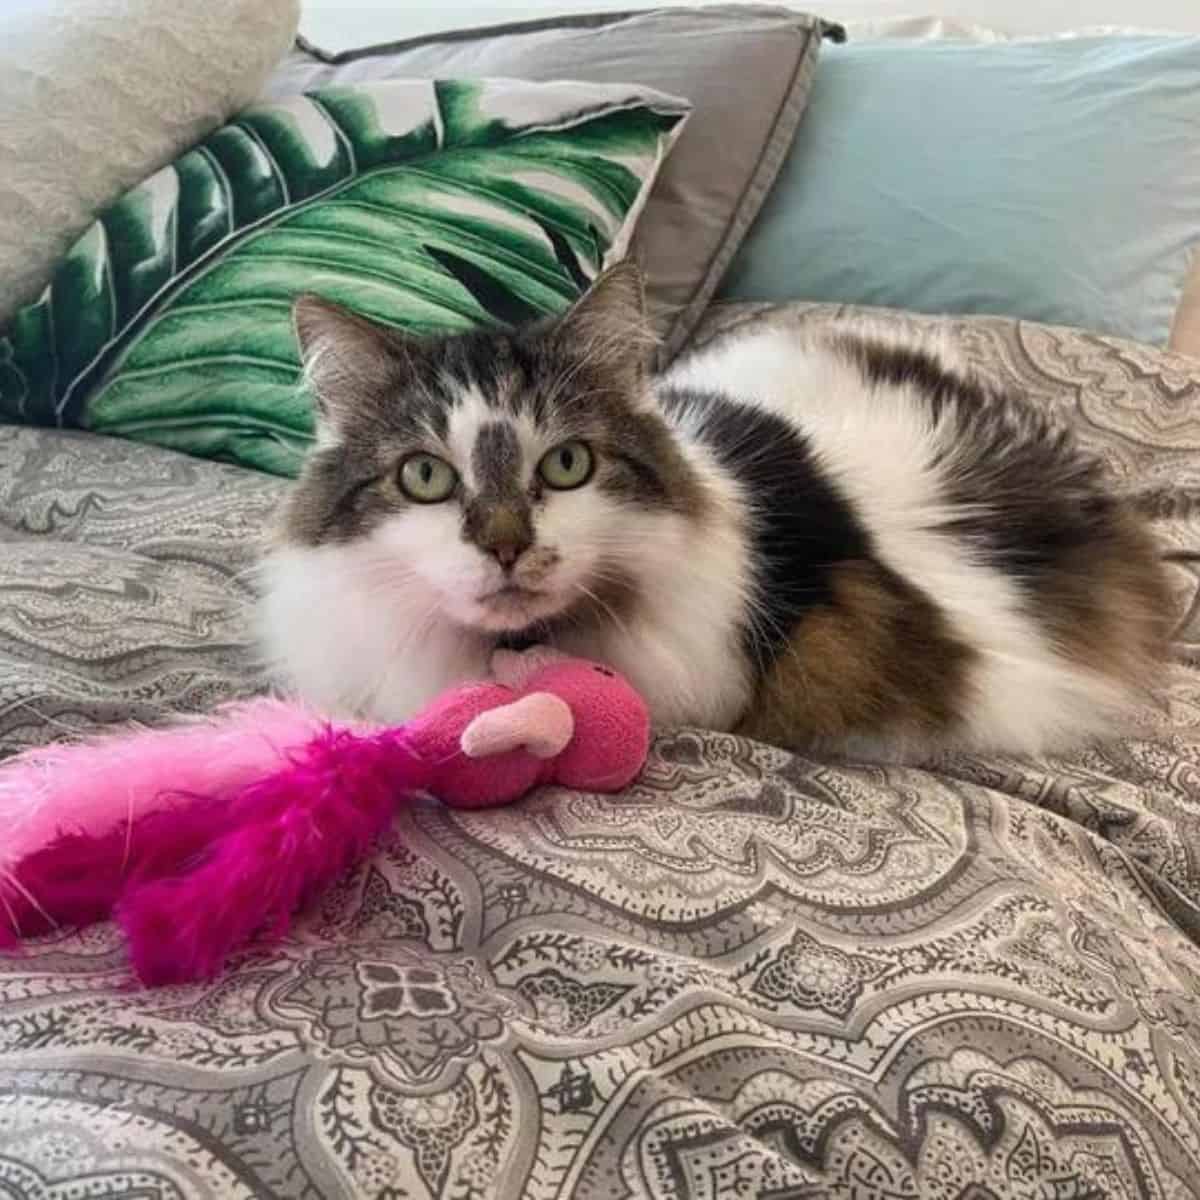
[719,35,1200,347]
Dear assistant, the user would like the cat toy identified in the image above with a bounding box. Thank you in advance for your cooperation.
[0,647,649,986]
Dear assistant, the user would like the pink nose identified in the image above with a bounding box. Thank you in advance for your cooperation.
[491,542,526,569]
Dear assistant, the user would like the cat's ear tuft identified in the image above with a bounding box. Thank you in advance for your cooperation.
[554,259,657,389]
[576,257,647,321]
[293,294,407,434]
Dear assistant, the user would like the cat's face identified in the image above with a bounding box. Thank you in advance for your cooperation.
[280,262,698,637]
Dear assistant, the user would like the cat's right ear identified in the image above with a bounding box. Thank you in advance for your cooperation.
[293,294,406,435]
[553,259,657,393]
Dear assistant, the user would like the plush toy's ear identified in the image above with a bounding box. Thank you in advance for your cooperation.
[460,693,575,760]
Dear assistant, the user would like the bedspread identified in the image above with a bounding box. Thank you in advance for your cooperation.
[1,302,1199,1199]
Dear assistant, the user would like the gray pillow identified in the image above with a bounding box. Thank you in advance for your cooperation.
[266,5,835,363]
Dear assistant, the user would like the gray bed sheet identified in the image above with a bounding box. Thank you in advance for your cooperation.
[1,302,1199,1198]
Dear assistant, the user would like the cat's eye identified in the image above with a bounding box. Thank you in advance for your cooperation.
[539,440,594,490]
[399,453,458,503]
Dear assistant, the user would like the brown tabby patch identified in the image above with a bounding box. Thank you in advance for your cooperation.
[738,558,975,749]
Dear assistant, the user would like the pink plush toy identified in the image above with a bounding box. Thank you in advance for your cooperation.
[0,648,648,986]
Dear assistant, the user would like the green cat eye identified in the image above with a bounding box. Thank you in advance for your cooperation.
[539,440,594,490]
[399,453,458,503]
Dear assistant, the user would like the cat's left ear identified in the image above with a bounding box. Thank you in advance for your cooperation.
[293,294,415,434]
[554,259,657,389]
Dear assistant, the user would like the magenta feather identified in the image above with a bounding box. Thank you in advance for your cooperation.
[0,698,328,881]
[0,698,355,958]
[1,794,232,943]
[117,725,430,985]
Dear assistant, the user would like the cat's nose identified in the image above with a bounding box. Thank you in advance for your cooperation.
[490,540,529,569]
[474,504,533,569]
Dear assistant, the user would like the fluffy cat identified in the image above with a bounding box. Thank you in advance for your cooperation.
[258,261,1170,760]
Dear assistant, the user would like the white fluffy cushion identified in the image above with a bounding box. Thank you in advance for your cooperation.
[0,0,299,323]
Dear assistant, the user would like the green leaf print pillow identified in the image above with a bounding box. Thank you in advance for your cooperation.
[0,78,688,476]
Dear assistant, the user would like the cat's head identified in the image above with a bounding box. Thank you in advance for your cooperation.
[278,261,700,636]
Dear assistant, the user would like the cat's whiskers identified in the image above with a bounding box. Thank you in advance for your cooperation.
[580,527,790,688]
[571,577,633,643]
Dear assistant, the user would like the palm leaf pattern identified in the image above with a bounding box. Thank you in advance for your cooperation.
[0,79,685,475]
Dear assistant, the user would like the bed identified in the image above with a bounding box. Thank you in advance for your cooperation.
[3,1,1200,1195]
[2,299,1200,1197]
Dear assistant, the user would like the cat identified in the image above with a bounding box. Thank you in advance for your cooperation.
[258,260,1170,761]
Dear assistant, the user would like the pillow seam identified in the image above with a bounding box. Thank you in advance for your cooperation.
[294,7,844,64]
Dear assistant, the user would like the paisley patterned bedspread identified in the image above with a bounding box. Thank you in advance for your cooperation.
[1,302,1199,1199]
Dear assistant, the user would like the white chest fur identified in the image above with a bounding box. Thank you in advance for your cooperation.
[554,477,755,731]
[257,543,494,723]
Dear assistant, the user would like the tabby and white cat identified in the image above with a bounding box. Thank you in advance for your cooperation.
[259,261,1169,759]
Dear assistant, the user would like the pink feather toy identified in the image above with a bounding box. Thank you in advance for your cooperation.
[0,647,649,986]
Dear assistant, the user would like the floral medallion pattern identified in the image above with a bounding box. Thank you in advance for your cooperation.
[750,927,890,1016]
[3,303,1200,1197]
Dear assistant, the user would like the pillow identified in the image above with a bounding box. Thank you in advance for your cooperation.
[719,35,1200,349]
[271,5,833,362]
[0,78,687,476]
[0,0,300,326]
